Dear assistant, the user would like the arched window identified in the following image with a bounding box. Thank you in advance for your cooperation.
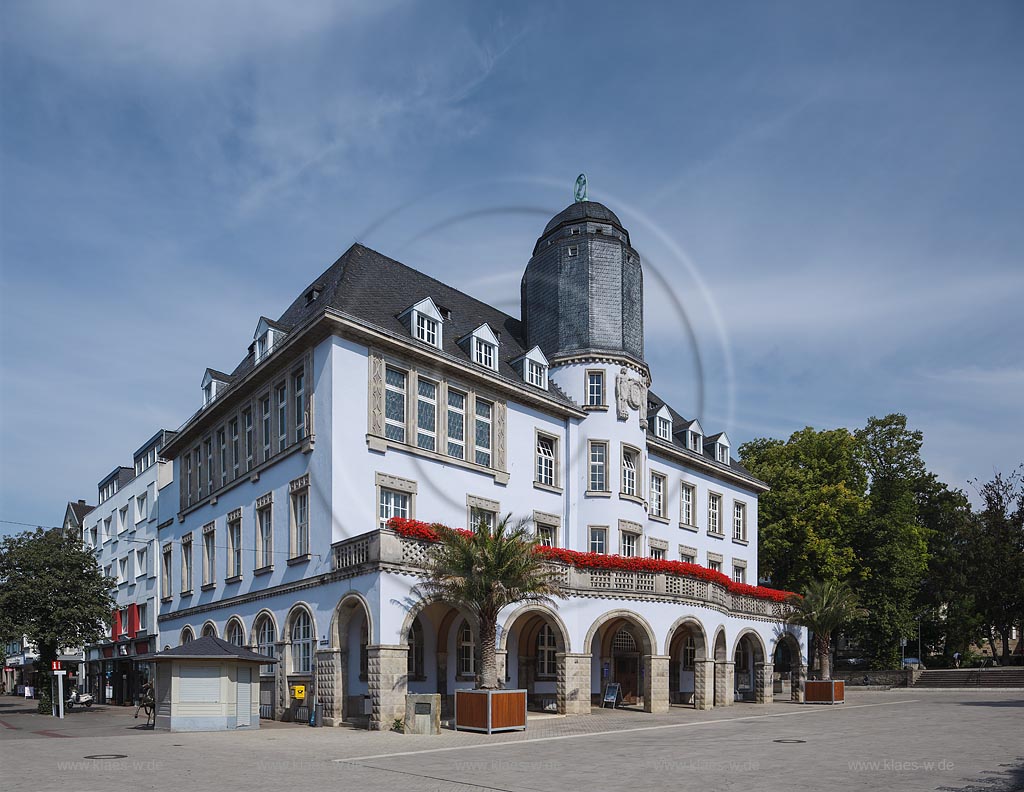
[612,629,637,653]
[407,619,424,680]
[735,642,750,674]
[180,626,195,644]
[226,619,245,647]
[457,621,475,677]
[202,623,217,638]
[536,624,557,677]
[291,610,313,674]
[256,616,276,675]
[359,620,368,681]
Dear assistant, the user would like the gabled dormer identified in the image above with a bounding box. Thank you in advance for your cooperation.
[683,419,704,454]
[707,431,731,464]
[201,368,230,407]
[252,317,287,364]
[459,323,500,372]
[511,346,549,389]
[652,404,673,441]
[398,297,445,349]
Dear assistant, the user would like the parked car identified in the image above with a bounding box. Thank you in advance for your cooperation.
[902,657,926,668]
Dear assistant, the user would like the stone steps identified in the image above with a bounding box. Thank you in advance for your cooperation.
[913,669,1024,688]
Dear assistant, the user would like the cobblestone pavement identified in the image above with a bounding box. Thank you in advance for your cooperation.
[2,690,1022,791]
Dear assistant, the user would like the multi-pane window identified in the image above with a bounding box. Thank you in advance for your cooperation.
[227,515,242,578]
[202,525,216,586]
[536,524,555,547]
[244,409,254,471]
[536,435,555,487]
[733,502,747,541]
[589,526,607,554]
[708,493,722,534]
[205,438,213,494]
[683,635,696,669]
[708,558,722,573]
[227,620,245,646]
[291,488,309,557]
[218,428,227,487]
[384,367,407,442]
[689,431,702,452]
[447,390,465,459]
[119,505,128,532]
[137,603,147,632]
[104,516,112,539]
[257,618,276,674]
[379,488,409,529]
[651,547,665,560]
[136,493,147,522]
[184,452,194,505]
[587,371,604,406]
[474,399,492,467]
[527,360,545,388]
[293,370,305,441]
[717,443,730,464]
[656,416,671,440]
[261,396,272,461]
[621,532,637,557]
[567,245,579,257]
[621,448,638,497]
[291,610,313,674]
[474,338,496,370]
[230,419,240,478]
[407,620,424,679]
[681,484,695,526]
[536,624,557,677]
[256,505,273,569]
[650,472,665,517]
[277,383,288,451]
[161,544,172,594]
[416,379,437,451]
[589,441,608,491]
[680,551,696,565]
[415,314,438,346]
[181,534,193,593]
[732,564,746,584]
[118,557,127,583]
[457,622,475,676]
[469,506,496,532]
[135,546,147,577]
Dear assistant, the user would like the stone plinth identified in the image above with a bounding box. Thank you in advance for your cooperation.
[557,653,592,715]
[644,655,671,713]
[367,645,408,730]
[404,693,441,735]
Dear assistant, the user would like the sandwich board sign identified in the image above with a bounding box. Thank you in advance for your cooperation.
[602,682,621,708]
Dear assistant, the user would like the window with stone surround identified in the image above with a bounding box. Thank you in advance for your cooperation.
[447,389,466,459]
[681,483,695,527]
[255,498,273,570]
[536,624,557,678]
[536,433,556,487]
[708,492,722,535]
[588,440,608,492]
[457,621,476,677]
[290,609,313,675]
[384,367,407,442]
[290,485,309,558]
[256,616,276,675]
[650,471,666,518]
[180,533,193,593]
[589,525,607,554]
[733,501,747,542]
[416,378,437,451]
[227,512,242,578]
[474,398,492,467]
[586,370,605,406]
[202,523,216,587]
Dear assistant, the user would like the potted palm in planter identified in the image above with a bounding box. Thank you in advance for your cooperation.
[416,514,564,733]
[786,579,865,704]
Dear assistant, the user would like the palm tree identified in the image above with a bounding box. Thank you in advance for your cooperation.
[416,514,564,690]
[786,579,865,680]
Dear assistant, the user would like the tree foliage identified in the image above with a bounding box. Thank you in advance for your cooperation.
[414,514,564,690]
[0,528,114,669]
[786,580,865,680]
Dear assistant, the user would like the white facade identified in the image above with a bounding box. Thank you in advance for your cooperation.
[154,202,806,728]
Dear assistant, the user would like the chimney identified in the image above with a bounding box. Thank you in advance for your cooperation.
[78,499,86,505]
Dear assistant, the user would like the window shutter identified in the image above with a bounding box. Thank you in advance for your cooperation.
[127,604,139,639]
[111,609,122,641]
[179,665,221,703]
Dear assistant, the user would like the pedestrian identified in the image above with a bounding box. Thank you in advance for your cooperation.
[953,651,961,668]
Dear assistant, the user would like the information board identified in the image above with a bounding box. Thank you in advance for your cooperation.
[602,682,621,708]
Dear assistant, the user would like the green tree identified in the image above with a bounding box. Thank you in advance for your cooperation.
[852,414,930,668]
[415,515,563,690]
[739,427,868,592]
[966,469,1024,665]
[0,528,114,711]
[786,579,866,680]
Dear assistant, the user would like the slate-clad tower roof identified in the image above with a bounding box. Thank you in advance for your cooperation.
[522,200,644,369]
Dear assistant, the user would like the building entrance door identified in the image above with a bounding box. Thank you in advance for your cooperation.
[614,656,639,704]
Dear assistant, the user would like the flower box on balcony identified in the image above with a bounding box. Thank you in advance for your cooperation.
[454,689,527,734]
[804,679,844,704]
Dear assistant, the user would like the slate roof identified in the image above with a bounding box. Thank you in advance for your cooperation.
[220,243,577,408]
[542,201,624,237]
[68,500,95,524]
[646,390,761,486]
[139,635,276,664]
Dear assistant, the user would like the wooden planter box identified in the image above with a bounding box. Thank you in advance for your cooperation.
[454,689,527,734]
[804,679,845,704]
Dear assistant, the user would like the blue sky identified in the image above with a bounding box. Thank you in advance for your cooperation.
[1,0,1022,534]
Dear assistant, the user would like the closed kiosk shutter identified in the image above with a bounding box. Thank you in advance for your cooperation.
[179,665,220,703]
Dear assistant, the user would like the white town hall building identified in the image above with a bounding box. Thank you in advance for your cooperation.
[154,197,806,728]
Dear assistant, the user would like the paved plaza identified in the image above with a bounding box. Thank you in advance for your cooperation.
[1,690,1022,792]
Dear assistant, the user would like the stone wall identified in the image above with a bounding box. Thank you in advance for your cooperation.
[832,669,916,687]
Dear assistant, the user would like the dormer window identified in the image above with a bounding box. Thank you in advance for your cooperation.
[416,314,438,346]
[256,335,268,360]
[717,443,730,464]
[527,360,546,388]
[474,338,496,369]
[399,297,444,350]
[201,369,229,408]
[689,431,703,452]
[253,317,285,365]
[203,382,214,405]
[656,416,671,441]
